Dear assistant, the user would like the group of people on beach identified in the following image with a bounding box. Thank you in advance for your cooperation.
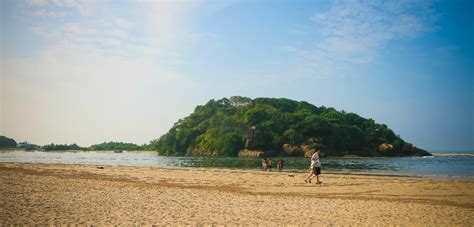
[261,149,322,185]
[261,158,285,172]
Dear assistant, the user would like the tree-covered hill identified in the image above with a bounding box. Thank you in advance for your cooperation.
[151,96,430,157]
[0,136,17,148]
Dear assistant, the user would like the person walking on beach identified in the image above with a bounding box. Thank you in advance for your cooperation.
[262,158,268,171]
[268,158,273,172]
[305,150,322,184]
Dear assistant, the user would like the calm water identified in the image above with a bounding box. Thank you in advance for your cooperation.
[0,150,473,179]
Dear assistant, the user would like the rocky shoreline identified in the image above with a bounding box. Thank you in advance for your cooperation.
[237,142,431,158]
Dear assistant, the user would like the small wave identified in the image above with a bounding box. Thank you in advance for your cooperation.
[431,152,474,157]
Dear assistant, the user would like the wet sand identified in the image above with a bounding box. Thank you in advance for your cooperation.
[0,163,473,225]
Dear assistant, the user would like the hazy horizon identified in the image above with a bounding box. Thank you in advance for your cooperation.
[1,0,473,151]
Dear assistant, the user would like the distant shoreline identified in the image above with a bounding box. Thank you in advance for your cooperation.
[0,149,159,153]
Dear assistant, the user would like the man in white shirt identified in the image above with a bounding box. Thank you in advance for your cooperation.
[304,149,322,184]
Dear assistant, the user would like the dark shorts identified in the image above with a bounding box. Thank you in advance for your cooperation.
[313,167,321,175]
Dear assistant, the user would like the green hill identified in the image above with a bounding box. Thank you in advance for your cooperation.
[0,135,17,148]
[150,96,430,157]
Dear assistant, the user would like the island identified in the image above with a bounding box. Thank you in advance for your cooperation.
[151,96,430,157]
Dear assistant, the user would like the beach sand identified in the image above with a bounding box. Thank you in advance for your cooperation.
[0,163,473,225]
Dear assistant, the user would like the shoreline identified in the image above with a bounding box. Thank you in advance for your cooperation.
[1,162,473,225]
[0,160,472,181]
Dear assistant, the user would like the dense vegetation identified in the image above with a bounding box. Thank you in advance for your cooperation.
[42,143,82,151]
[88,142,147,151]
[0,138,149,151]
[42,142,149,151]
[151,96,428,157]
[0,136,17,148]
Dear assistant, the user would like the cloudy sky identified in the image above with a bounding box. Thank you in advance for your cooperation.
[1,0,473,151]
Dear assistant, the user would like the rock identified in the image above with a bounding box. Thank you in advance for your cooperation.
[282,144,305,157]
[378,143,394,152]
[403,143,414,152]
[282,144,320,157]
[302,145,315,158]
[300,145,313,152]
[402,143,431,156]
[304,150,315,158]
[238,149,264,158]
[411,147,431,156]
[244,125,267,150]
[283,144,300,154]
[188,149,219,156]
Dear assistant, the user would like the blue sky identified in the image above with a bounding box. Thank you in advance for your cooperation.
[1,0,473,151]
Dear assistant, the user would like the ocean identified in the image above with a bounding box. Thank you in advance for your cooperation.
[0,150,472,179]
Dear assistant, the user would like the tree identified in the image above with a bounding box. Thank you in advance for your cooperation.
[229,96,252,106]
[283,129,302,145]
[0,136,17,148]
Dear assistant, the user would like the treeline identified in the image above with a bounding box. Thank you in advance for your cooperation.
[0,136,39,150]
[39,142,152,151]
[42,143,82,151]
[42,142,150,151]
[0,136,17,148]
[88,142,149,151]
[0,136,151,151]
[151,96,427,157]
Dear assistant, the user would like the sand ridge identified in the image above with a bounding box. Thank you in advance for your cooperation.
[0,163,473,225]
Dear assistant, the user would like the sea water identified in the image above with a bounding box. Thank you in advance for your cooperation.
[0,150,472,179]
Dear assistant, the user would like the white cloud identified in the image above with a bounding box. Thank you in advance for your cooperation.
[115,18,135,28]
[23,0,204,59]
[34,9,67,17]
[3,0,221,145]
[24,0,48,6]
[138,1,200,48]
[2,40,206,145]
[51,0,78,8]
[286,0,437,77]
[64,23,96,34]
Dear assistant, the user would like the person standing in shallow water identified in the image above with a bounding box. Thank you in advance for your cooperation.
[305,150,322,184]
[262,158,268,171]
[277,159,285,172]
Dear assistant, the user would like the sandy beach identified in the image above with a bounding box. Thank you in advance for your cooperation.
[1,163,473,225]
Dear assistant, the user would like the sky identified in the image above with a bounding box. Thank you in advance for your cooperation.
[0,0,473,151]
